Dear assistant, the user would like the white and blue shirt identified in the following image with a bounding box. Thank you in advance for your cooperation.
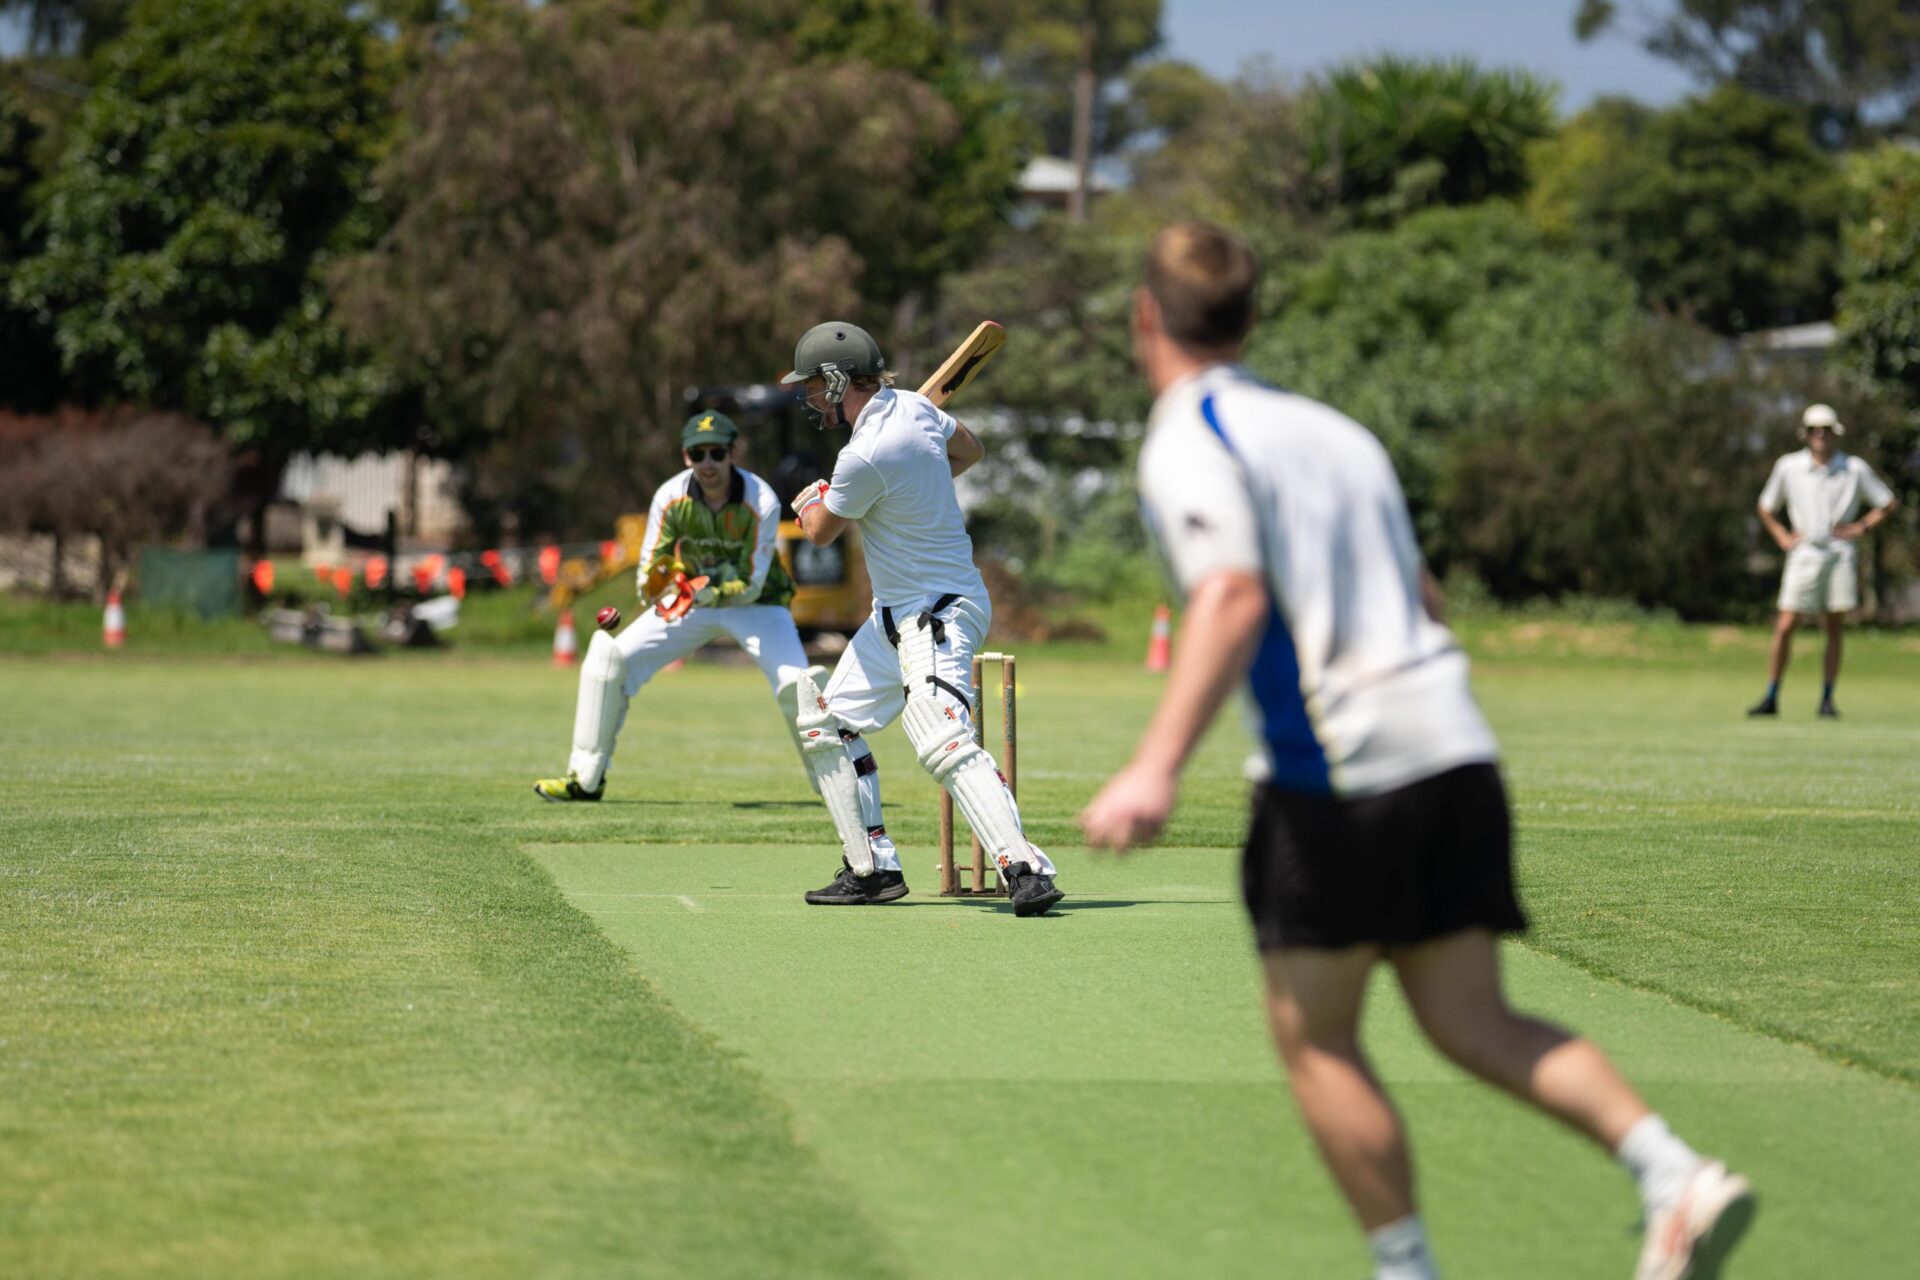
[1139,364,1497,798]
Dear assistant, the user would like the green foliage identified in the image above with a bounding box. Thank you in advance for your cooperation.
[1836,143,1920,507]
[7,0,405,457]
[1575,0,1920,142]
[1437,322,1908,619]
[1245,203,1640,532]
[945,0,1162,158]
[333,8,988,533]
[1526,86,1844,333]
[681,0,1029,294]
[1304,55,1558,226]
[0,81,63,411]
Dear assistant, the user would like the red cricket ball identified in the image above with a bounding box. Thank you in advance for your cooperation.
[595,606,621,632]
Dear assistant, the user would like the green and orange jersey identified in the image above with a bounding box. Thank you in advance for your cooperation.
[639,467,795,609]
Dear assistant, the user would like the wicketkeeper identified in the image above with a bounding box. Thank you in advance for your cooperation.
[533,412,816,802]
[782,321,1064,916]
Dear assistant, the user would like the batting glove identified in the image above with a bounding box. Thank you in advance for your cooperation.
[791,480,829,520]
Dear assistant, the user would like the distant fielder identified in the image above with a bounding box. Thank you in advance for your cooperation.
[533,411,814,802]
[1079,222,1752,1280]
[1747,403,1898,719]
[781,320,1064,916]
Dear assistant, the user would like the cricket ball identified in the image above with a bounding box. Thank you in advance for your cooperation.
[595,606,621,632]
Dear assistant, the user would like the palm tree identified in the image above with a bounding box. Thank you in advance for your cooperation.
[1307,55,1559,224]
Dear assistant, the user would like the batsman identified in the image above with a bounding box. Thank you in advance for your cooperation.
[784,321,1064,916]
[533,411,817,802]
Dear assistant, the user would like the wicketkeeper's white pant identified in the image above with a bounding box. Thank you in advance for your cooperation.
[566,604,810,790]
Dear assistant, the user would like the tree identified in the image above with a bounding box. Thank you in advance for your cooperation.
[671,0,1028,300]
[1439,323,1784,619]
[332,7,984,534]
[1244,203,1641,543]
[1303,56,1558,227]
[7,0,407,483]
[1575,0,1920,141]
[1835,143,1920,515]
[944,0,1162,219]
[1524,87,1844,333]
[0,80,64,411]
[0,407,232,596]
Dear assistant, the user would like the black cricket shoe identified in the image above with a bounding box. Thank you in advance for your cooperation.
[804,860,908,906]
[1003,861,1065,917]
[1818,699,1840,719]
[1746,697,1778,717]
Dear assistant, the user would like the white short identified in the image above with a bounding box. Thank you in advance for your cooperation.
[823,593,991,733]
[1777,543,1857,614]
[610,603,809,695]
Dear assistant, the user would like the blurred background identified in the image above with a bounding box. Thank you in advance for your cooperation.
[3,0,1918,650]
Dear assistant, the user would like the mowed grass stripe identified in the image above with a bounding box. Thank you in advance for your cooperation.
[1,660,901,1279]
[536,841,1920,1280]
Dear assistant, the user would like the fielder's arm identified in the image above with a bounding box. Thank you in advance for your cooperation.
[1079,570,1268,852]
[1756,504,1799,552]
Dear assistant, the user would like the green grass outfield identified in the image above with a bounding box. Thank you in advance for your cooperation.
[2,623,1916,1277]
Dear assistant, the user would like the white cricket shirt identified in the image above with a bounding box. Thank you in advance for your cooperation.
[1139,364,1497,798]
[824,387,988,608]
[1758,449,1894,547]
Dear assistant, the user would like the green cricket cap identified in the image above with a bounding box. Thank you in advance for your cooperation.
[681,411,740,448]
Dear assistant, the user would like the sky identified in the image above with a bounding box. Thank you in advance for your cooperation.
[1160,0,1697,112]
[4,2,1697,113]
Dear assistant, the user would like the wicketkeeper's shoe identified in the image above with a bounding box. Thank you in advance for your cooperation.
[1633,1160,1755,1280]
[1003,861,1065,917]
[1745,697,1778,717]
[1817,698,1840,719]
[532,772,604,803]
[804,860,908,906]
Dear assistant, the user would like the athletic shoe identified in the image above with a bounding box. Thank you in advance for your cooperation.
[1818,699,1840,719]
[532,772,604,802]
[1745,698,1778,717]
[1003,861,1065,917]
[1633,1160,1755,1280]
[804,860,908,906]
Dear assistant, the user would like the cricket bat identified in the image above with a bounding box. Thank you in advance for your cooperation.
[917,321,1006,408]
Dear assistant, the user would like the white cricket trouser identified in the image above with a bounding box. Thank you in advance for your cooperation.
[822,592,1054,876]
[566,604,810,782]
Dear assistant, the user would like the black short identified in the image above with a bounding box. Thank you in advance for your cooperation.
[1241,762,1528,951]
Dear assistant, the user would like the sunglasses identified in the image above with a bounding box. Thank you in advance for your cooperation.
[687,445,730,463]
[1805,426,1832,437]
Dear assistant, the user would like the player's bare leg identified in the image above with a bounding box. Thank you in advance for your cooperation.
[1391,929,1754,1279]
[1261,947,1414,1228]
[1391,929,1646,1146]
[1748,610,1797,716]
[1263,945,1443,1278]
[1819,610,1845,717]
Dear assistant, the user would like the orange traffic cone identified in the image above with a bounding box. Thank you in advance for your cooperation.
[552,609,578,667]
[1145,604,1171,672]
[103,589,127,649]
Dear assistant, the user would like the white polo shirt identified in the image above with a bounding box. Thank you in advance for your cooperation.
[1139,364,1497,799]
[1758,449,1894,548]
[825,387,988,608]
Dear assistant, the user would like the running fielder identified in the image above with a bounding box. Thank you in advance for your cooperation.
[781,321,1064,916]
[533,411,816,802]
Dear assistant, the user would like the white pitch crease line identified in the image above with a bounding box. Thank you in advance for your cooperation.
[676,895,705,913]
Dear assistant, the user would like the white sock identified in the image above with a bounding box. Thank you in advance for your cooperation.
[1369,1214,1440,1280]
[1615,1114,1700,1214]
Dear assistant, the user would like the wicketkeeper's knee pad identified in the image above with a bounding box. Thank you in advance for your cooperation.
[902,693,985,783]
